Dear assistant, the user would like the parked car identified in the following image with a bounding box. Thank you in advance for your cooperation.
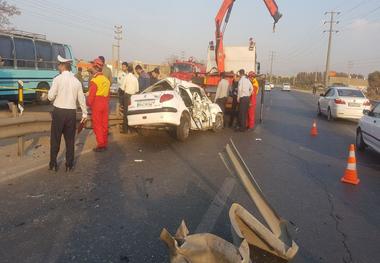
[282,83,291,91]
[356,103,380,153]
[318,87,371,121]
[127,77,223,141]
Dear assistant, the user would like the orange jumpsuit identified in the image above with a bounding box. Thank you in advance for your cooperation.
[247,78,259,129]
[87,72,111,148]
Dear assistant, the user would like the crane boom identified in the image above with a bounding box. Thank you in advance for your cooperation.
[214,0,282,73]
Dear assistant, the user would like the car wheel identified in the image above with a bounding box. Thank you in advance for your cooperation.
[356,128,366,151]
[176,113,190,141]
[327,107,334,121]
[212,113,224,132]
[317,103,322,116]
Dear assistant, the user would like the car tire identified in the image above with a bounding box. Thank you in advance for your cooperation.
[176,112,190,141]
[356,128,366,151]
[317,103,322,116]
[327,107,334,121]
[212,113,224,132]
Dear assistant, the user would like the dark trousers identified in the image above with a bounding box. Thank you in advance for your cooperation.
[118,88,125,107]
[123,93,131,132]
[229,96,238,127]
[238,96,250,131]
[216,97,227,126]
[50,107,76,167]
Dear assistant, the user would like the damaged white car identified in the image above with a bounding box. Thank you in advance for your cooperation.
[127,77,224,141]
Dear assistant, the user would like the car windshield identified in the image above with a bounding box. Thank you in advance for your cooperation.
[337,89,364,98]
[172,63,192,73]
[143,80,173,93]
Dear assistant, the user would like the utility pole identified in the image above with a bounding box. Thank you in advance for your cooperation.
[323,11,339,89]
[269,51,275,84]
[114,25,123,76]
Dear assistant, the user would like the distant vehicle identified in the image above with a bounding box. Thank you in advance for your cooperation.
[0,30,75,102]
[356,103,380,154]
[264,83,272,92]
[127,77,223,141]
[318,87,371,121]
[282,83,291,91]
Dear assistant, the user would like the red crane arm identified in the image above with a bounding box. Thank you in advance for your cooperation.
[214,0,282,73]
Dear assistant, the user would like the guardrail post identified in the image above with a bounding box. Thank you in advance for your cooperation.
[17,136,24,157]
[17,80,24,115]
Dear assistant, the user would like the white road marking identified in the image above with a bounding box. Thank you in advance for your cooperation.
[195,177,236,233]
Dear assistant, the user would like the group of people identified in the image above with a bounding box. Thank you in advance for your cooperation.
[214,69,259,132]
[47,55,161,172]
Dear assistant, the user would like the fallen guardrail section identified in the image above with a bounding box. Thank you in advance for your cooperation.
[160,139,299,262]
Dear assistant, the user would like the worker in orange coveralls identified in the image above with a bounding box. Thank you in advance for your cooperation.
[247,71,259,130]
[87,58,111,152]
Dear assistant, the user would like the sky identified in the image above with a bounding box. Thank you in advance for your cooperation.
[8,0,380,76]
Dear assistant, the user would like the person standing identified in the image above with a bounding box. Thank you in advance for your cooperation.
[247,71,259,130]
[48,55,87,172]
[150,67,160,85]
[117,62,128,108]
[87,58,111,152]
[121,64,139,133]
[135,64,150,92]
[75,67,84,88]
[237,69,253,132]
[214,72,229,127]
[98,56,113,84]
[229,74,240,128]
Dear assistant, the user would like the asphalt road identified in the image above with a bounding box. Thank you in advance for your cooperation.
[0,89,379,263]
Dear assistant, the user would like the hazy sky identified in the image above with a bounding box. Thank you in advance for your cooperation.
[9,0,380,76]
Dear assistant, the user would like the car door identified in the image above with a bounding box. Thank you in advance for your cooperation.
[370,104,380,152]
[320,88,333,112]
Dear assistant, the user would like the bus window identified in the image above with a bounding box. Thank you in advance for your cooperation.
[35,41,53,70]
[0,35,14,68]
[14,37,36,68]
[64,45,72,59]
[52,43,65,69]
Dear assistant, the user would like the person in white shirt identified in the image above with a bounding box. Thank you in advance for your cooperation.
[237,69,253,132]
[47,55,87,172]
[120,64,139,132]
[117,62,128,108]
[215,72,230,127]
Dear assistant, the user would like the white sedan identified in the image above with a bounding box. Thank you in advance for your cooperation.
[127,77,223,141]
[282,83,291,91]
[356,103,380,153]
[318,86,371,121]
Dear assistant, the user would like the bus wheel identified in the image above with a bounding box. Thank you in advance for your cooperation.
[36,83,50,104]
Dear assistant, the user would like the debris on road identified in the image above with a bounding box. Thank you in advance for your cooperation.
[160,220,250,263]
[27,194,44,198]
[134,159,144,163]
[255,138,262,141]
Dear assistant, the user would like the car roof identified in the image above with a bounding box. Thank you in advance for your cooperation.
[159,77,201,89]
[332,86,361,90]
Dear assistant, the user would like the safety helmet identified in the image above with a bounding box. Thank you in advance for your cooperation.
[91,58,104,70]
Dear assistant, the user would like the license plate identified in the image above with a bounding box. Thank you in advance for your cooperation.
[348,102,361,107]
[137,100,154,107]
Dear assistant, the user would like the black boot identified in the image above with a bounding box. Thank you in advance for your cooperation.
[65,164,74,172]
[49,162,58,172]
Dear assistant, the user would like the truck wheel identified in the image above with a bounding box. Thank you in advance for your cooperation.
[176,113,190,141]
[213,113,224,132]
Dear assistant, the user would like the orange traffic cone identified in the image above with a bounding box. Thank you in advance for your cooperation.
[310,120,318,136]
[341,144,360,185]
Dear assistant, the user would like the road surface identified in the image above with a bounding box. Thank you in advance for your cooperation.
[1,90,379,263]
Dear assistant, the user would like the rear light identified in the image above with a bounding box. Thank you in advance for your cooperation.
[334,99,346,104]
[363,100,371,106]
[160,94,174,103]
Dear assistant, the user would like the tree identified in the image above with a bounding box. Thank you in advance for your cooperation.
[367,71,380,99]
[0,0,20,30]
